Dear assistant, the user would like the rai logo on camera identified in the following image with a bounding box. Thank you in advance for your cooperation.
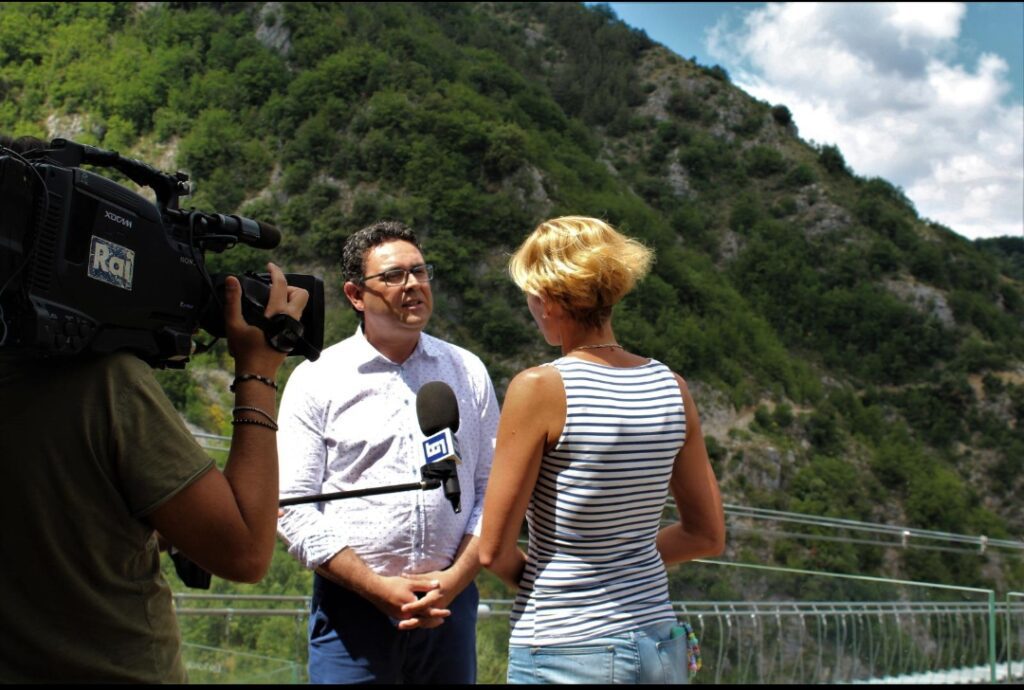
[88,236,135,291]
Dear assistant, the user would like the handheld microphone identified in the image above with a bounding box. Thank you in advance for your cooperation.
[417,380,461,463]
[416,381,462,514]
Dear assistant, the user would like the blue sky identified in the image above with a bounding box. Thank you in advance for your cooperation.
[597,2,1023,240]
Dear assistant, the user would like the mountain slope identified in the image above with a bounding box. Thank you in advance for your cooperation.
[1,1,1020,589]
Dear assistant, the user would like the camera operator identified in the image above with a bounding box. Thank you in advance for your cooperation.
[0,136,310,682]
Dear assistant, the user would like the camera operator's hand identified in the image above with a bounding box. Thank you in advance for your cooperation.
[148,262,308,584]
[223,262,309,377]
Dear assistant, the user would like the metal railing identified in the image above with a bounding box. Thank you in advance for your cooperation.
[1009,592,1024,683]
[720,503,1024,556]
[173,568,1024,684]
[673,560,1008,684]
[193,432,230,455]
[174,593,309,684]
[185,432,1022,683]
[480,601,1024,684]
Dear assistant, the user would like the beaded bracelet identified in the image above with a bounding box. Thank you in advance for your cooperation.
[231,417,279,432]
[232,405,277,426]
[230,373,278,392]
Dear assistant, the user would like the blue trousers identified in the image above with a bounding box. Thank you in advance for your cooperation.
[308,573,478,684]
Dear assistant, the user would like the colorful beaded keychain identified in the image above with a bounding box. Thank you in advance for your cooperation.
[671,621,702,675]
[680,621,702,674]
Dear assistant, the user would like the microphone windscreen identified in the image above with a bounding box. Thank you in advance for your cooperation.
[416,381,460,435]
[254,220,282,249]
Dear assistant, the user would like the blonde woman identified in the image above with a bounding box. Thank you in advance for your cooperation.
[479,216,725,684]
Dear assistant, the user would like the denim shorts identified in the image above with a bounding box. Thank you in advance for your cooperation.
[507,621,689,684]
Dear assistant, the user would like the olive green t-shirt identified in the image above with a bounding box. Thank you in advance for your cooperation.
[0,351,214,682]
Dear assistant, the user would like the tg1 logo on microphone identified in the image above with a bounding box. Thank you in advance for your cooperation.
[422,429,460,464]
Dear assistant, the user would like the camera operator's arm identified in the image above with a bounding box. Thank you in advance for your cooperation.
[147,263,308,582]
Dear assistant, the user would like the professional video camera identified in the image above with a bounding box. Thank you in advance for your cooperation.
[0,138,323,366]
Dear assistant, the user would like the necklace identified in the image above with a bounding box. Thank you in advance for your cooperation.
[569,342,622,353]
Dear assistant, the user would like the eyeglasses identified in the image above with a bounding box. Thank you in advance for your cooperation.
[359,263,434,287]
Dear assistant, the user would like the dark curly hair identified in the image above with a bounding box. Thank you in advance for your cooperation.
[341,220,421,283]
[341,220,422,320]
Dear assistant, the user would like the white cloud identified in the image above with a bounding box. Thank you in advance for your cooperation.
[889,3,963,44]
[708,2,1023,240]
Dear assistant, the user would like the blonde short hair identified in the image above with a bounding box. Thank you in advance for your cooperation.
[509,216,653,329]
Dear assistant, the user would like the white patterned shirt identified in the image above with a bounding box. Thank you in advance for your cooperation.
[276,327,499,576]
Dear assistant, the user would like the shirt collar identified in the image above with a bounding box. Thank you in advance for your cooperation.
[352,325,441,366]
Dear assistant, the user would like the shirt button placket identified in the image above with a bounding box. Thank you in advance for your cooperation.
[400,365,422,573]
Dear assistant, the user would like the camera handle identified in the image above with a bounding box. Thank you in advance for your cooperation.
[192,272,323,361]
[36,138,190,210]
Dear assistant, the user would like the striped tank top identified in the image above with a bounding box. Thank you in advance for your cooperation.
[508,356,686,646]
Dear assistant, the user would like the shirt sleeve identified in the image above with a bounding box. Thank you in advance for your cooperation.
[464,357,500,536]
[276,361,349,569]
[109,354,214,518]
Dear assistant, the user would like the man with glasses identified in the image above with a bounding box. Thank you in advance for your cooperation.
[277,220,499,684]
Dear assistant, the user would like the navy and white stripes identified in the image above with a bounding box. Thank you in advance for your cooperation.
[509,357,686,646]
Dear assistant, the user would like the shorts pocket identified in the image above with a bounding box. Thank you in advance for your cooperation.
[655,634,689,684]
[531,644,616,684]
